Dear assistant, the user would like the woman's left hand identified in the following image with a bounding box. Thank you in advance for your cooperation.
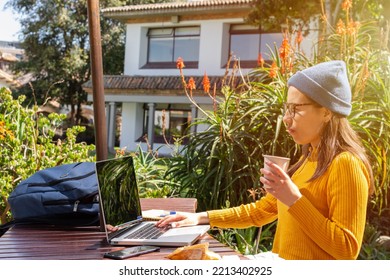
[260,161,302,207]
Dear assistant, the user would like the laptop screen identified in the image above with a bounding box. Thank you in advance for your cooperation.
[96,156,142,235]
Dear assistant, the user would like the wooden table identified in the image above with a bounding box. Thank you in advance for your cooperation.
[0,198,246,260]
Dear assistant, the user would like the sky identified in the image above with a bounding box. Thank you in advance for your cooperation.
[0,1,21,42]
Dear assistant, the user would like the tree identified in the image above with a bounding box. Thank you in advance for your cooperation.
[246,0,388,35]
[5,0,166,124]
[246,0,322,34]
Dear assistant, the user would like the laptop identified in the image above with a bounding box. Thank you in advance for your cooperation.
[95,156,210,246]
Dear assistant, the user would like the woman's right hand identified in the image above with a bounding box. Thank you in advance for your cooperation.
[155,212,209,228]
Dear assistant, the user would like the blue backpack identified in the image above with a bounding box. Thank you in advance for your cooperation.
[7,162,100,227]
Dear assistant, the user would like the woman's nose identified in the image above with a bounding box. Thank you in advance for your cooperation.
[283,113,292,127]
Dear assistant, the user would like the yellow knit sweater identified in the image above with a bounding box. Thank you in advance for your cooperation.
[207,152,370,260]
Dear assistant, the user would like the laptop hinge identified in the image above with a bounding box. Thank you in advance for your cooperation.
[108,219,142,241]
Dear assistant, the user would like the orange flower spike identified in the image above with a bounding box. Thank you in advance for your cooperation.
[279,37,291,61]
[342,0,352,11]
[295,30,303,48]
[187,77,196,90]
[115,147,126,156]
[176,57,185,69]
[336,19,346,35]
[177,57,187,88]
[202,72,210,94]
[257,53,265,68]
[347,20,361,35]
[0,120,14,140]
[187,77,196,98]
[269,61,278,79]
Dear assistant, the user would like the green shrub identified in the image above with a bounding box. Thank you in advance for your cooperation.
[359,223,390,259]
[0,87,95,224]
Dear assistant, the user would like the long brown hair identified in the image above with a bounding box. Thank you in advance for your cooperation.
[288,114,374,195]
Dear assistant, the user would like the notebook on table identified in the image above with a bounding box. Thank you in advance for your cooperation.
[95,156,210,246]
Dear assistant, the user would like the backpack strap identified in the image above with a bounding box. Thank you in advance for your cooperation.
[0,220,17,237]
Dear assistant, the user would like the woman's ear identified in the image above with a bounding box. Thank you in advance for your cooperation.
[324,109,333,123]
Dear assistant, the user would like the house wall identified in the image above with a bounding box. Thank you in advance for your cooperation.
[124,17,319,77]
[116,95,214,155]
[121,102,144,152]
[124,18,245,77]
[114,15,319,155]
[118,17,246,155]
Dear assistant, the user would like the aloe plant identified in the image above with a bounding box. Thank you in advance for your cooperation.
[0,88,96,224]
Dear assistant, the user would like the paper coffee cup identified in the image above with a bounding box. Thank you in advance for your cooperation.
[263,155,290,172]
[262,155,290,189]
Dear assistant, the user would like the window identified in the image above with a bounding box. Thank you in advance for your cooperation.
[229,24,283,68]
[145,26,200,68]
[142,104,192,144]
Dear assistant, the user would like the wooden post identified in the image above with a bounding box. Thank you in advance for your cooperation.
[87,0,108,161]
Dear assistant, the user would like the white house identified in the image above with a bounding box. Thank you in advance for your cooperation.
[0,41,24,89]
[0,69,19,89]
[0,41,30,90]
[83,0,318,155]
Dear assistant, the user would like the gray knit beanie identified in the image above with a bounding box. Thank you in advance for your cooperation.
[287,60,352,116]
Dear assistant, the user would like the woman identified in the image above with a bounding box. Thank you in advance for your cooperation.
[157,61,373,260]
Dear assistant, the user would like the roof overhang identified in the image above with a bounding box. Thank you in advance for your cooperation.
[102,0,253,22]
[0,69,21,88]
[82,74,246,104]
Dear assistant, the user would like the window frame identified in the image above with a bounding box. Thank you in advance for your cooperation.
[228,24,283,68]
[143,26,200,69]
[140,104,192,144]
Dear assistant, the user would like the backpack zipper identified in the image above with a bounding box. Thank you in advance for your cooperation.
[42,192,99,210]
[28,170,95,187]
[73,200,80,212]
[59,162,83,178]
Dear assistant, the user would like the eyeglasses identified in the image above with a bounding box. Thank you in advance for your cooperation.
[283,103,313,118]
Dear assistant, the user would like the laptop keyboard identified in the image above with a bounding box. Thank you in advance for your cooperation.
[125,223,168,239]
